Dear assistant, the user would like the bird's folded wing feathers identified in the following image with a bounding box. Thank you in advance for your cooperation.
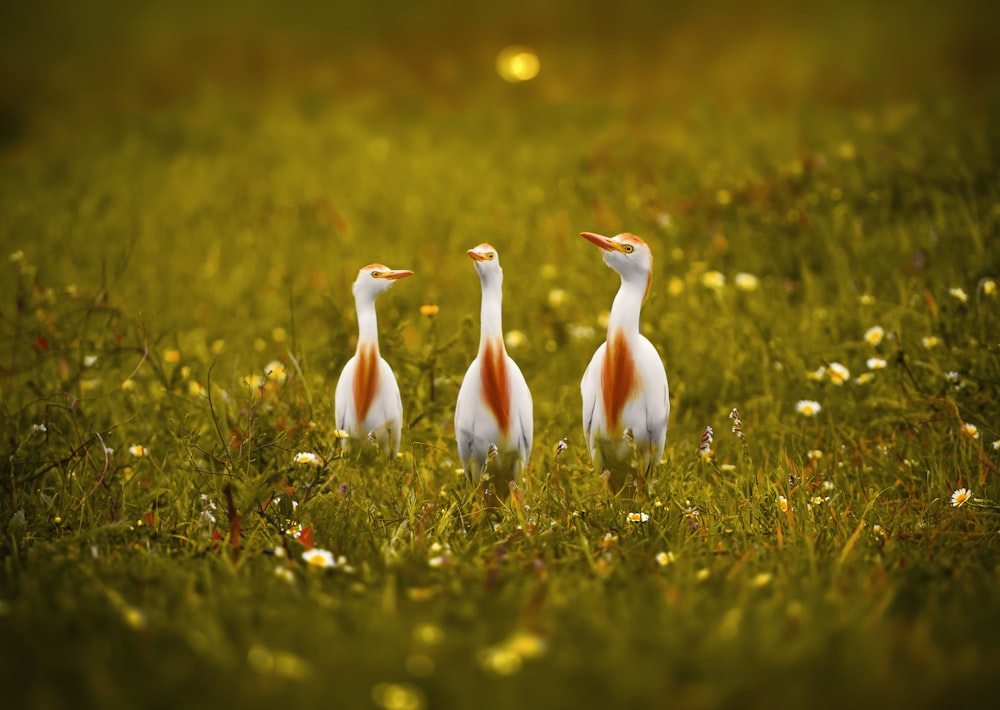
[580,346,604,440]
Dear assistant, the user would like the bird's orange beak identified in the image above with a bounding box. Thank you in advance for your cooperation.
[382,269,414,280]
[467,249,487,261]
[580,232,625,252]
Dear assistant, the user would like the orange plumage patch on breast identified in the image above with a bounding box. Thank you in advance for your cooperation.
[480,338,510,435]
[353,344,380,421]
[601,329,639,430]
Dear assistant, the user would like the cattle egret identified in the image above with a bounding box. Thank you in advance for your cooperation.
[334,264,413,455]
[579,232,669,493]
[455,244,533,501]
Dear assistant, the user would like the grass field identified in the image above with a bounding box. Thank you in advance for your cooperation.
[2,1,1000,708]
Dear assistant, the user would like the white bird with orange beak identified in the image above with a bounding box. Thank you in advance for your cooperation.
[579,232,669,492]
[334,264,414,456]
[455,244,533,499]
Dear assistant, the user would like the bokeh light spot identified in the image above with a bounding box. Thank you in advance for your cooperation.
[372,682,426,710]
[496,46,540,82]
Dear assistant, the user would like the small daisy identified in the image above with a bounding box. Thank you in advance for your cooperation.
[948,287,968,303]
[867,357,887,370]
[32,423,47,433]
[128,444,148,457]
[992,439,1000,451]
[627,512,649,523]
[778,496,789,513]
[293,451,321,466]
[655,551,676,566]
[302,548,336,568]
[950,488,972,507]
[428,555,448,568]
[944,371,960,384]
[863,326,885,346]
[419,304,440,317]
[796,400,822,416]
[807,449,823,461]
[826,362,850,385]
[983,279,997,296]
[274,566,295,583]
[855,373,875,385]
[821,480,835,491]
[265,360,287,383]
[921,336,941,349]
[83,354,99,368]
[701,271,726,290]
[962,423,979,439]
[734,272,759,292]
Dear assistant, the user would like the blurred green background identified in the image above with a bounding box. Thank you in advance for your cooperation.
[3,0,998,366]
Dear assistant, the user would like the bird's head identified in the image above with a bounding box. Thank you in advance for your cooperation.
[580,232,653,300]
[467,243,503,285]
[353,263,414,301]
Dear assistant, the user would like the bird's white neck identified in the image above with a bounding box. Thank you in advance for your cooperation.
[354,293,381,354]
[478,274,505,353]
[607,276,646,338]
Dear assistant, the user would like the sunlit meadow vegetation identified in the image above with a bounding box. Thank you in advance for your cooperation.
[2,1,1000,708]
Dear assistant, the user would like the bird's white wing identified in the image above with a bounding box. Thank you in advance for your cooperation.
[454,360,479,470]
[580,343,606,448]
[508,358,533,468]
[636,336,669,449]
[378,357,404,455]
[334,356,356,434]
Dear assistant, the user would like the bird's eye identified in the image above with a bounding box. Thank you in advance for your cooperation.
[370,271,382,278]
[623,244,634,253]
[487,253,495,260]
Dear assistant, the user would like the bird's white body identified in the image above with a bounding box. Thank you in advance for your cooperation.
[455,244,533,498]
[334,264,413,456]
[579,232,669,489]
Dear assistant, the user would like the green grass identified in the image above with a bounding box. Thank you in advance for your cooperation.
[3,2,1000,708]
